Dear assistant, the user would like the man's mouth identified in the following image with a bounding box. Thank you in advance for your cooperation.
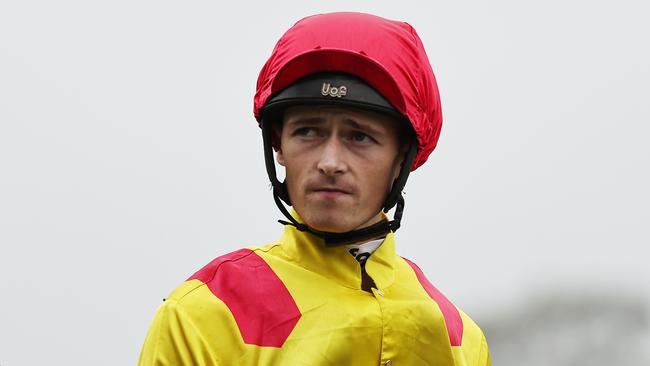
[315,188,349,193]
[310,186,352,198]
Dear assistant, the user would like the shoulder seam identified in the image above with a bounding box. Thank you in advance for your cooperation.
[179,250,256,302]
[175,280,208,303]
[180,244,281,302]
[251,243,281,255]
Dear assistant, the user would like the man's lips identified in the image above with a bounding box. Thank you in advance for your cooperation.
[308,185,354,198]
[314,188,350,194]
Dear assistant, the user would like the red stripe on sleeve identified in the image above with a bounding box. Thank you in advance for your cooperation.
[402,257,464,346]
[189,249,301,347]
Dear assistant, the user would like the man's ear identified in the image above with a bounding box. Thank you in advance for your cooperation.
[271,120,285,166]
[276,147,285,166]
[392,143,410,180]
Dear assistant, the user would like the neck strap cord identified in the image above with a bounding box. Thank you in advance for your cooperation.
[274,189,405,246]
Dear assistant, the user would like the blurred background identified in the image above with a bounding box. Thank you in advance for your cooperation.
[1,1,648,365]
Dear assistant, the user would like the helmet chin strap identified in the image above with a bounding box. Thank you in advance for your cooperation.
[273,189,405,246]
[261,117,416,247]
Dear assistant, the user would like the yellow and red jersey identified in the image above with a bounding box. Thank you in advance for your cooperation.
[138,226,490,365]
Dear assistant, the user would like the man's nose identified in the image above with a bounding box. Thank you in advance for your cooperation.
[317,137,347,176]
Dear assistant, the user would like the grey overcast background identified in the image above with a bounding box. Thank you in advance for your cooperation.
[1,1,649,365]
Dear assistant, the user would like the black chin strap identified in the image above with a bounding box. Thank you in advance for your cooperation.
[273,189,406,246]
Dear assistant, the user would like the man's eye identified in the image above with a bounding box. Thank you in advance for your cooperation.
[351,132,374,143]
[294,127,318,137]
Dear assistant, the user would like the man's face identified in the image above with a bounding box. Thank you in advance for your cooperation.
[276,105,405,233]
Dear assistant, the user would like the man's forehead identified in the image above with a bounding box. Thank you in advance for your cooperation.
[283,105,398,129]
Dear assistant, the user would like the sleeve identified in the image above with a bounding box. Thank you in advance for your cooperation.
[138,299,221,366]
[477,334,491,366]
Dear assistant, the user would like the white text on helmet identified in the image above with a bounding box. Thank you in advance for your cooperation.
[321,83,348,98]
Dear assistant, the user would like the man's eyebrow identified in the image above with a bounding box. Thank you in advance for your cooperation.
[285,115,386,135]
[341,118,385,135]
[285,116,326,127]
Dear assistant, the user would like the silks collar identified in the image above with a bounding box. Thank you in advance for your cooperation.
[277,215,397,291]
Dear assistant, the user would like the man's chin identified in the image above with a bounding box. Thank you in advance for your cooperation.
[300,212,354,233]
[305,220,352,233]
[298,207,384,234]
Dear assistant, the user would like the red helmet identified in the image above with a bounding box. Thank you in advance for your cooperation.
[254,12,441,245]
[254,12,442,170]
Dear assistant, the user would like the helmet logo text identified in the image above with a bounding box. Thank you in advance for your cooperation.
[321,83,347,98]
